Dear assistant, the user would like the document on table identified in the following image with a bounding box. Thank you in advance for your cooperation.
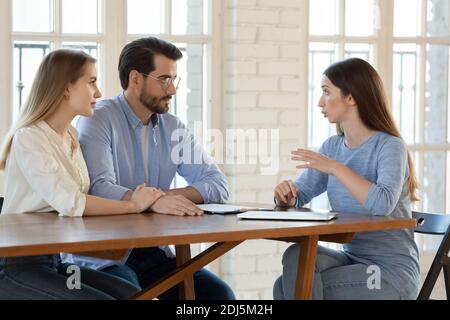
[237,210,337,221]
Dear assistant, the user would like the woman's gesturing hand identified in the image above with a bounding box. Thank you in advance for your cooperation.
[291,149,340,175]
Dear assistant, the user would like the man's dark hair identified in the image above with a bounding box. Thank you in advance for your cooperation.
[118,37,183,90]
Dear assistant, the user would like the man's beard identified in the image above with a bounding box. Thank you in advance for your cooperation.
[139,91,172,114]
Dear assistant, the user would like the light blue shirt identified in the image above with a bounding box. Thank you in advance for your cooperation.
[294,131,420,300]
[77,93,229,203]
[63,93,229,270]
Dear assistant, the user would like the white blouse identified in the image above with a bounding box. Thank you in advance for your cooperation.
[1,121,89,216]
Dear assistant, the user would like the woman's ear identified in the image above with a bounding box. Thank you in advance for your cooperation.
[346,94,357,107]
[63,87,70,100]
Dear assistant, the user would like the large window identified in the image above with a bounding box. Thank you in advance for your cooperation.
[11,0,102,120]
[4,0,216,130]
[309,0,376,148]
[308,0,450,221]
[392,0,450,217]
[1,0,218,190]
[308,0,377,208]
[127,0,213,132]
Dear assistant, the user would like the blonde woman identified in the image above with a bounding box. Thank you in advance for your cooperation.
[0,49,164,299]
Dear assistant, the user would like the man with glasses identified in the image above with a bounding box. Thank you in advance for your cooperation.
[72,37,234,300]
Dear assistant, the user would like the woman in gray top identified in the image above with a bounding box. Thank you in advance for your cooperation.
[273,58,420,300]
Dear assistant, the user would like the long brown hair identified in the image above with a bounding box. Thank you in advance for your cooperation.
[0,49,96,170]
[324,58,419,201]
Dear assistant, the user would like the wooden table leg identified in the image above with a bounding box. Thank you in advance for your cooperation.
[133,241,242,300]
[176,245,195,300]
[295,235,319,300]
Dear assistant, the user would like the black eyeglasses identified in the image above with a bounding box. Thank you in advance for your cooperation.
[140,72,181,90]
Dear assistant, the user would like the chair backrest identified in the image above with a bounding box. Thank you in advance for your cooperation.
[412,211,450,235]
[0,197,3,212]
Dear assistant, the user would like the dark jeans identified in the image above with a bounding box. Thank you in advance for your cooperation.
[102,247,235,300]
[0,255,139,300]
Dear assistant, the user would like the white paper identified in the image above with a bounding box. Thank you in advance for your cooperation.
[237,211,336,221]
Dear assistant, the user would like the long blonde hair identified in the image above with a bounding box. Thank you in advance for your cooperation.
[0,49,96,170]
[324,58,419,201]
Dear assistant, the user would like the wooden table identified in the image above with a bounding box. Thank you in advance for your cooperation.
[0,209,416,300]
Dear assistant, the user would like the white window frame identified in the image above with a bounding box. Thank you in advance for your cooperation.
[0,0,222,134]
[0,0,222,194]
[124,0,223,139]
[389,0,450,214]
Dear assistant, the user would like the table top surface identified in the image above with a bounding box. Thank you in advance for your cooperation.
[0,207,416,257]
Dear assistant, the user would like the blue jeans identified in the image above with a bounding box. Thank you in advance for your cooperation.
[273,244,402,300]
[102,247,235,300]
[0,255,139,300]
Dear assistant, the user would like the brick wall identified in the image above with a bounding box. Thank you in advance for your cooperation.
[217,0,308,299]
[186,0,204,131]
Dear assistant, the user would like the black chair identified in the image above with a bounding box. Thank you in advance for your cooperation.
[0,196,3,212]
[413,211,450,300]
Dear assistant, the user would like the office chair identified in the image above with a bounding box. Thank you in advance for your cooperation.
[413,211,450,300]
